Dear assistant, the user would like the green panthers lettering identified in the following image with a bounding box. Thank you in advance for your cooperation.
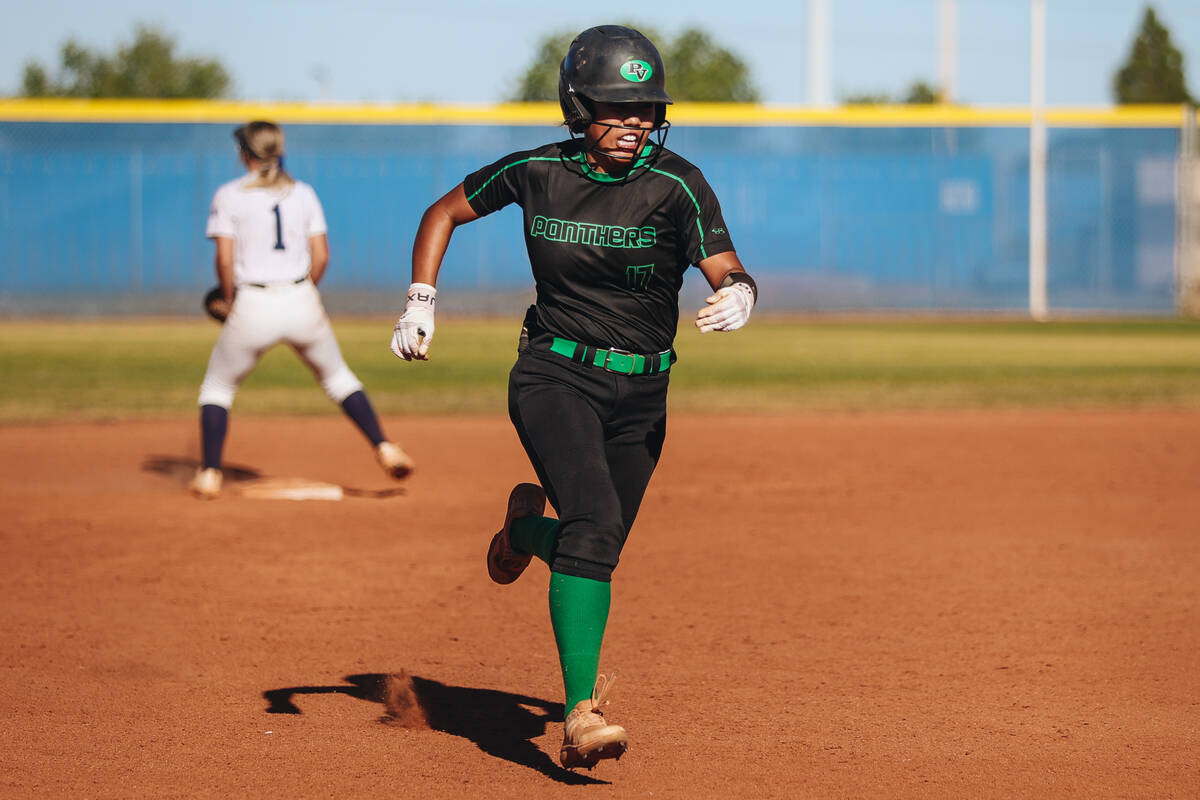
[531,215,657,248]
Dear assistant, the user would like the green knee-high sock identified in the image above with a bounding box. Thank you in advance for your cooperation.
[549,571,611,712]
[510,516,558,564]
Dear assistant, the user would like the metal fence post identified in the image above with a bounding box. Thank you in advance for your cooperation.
[1028,0,1048,320]
[130,146,144,293]
[1177,105,1199,316]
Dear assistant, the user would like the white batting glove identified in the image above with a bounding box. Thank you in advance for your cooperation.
[390,282,437,361]
[696,282,755,333]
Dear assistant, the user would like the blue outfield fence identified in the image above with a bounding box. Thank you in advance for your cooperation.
[0,104,1188,314]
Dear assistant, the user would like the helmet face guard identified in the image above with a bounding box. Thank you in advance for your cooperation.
[558,120,671,184]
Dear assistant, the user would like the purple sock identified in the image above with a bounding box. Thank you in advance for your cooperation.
[200,404,228,470]
[340,390,385,446]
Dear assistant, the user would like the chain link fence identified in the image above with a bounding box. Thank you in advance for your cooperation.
[0,105,1191,315]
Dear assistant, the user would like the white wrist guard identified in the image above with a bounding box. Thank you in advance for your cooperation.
[406,282,436,310]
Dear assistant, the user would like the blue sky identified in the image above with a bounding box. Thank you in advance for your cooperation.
[2,0,1197,105]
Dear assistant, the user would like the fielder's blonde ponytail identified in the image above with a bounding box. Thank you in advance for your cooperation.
[234,121,294,191]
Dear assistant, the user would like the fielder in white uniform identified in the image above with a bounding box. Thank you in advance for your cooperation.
[189,121,413,499]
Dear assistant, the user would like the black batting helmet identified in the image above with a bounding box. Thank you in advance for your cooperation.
[558,25,673,134]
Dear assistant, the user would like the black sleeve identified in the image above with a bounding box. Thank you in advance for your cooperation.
[462,151,532,217]
[678,170,735,266]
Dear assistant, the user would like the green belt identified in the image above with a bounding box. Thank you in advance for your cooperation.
[549,337,671,376]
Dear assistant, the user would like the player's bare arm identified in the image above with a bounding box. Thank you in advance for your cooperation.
[697,250,747,290]
[696,251,757,333]
[308,234,330,285]
[391,183,482,362]
[411,183,481,286]
[213,236,235,303]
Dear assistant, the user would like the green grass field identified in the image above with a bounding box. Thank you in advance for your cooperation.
[2,315,1200,422]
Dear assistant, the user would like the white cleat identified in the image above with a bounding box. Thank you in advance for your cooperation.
[560,673,628,770]
[376,441,414,480]
[189,467,223,500]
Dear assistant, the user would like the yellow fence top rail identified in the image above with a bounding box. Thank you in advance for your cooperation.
[0,98,1193,128]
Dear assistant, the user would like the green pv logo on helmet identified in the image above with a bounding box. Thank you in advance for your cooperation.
[620,60,653,82]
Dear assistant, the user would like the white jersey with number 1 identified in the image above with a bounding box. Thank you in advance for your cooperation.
[197,173,363,411]
[206,175,327,286]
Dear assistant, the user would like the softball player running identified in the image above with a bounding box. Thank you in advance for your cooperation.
[190,121,413,499]
[391,26,756,769]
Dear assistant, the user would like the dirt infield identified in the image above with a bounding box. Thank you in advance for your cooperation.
[1,412,1197,798]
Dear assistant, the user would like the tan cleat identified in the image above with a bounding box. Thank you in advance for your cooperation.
[560,673,628,770]
[376,441,414,480]
[486,483,546,584]
[189,467,223,500]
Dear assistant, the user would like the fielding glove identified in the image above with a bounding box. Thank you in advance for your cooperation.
[203,286,233,323]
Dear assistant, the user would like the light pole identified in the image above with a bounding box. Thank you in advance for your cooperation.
[1029,0,1048,320]
[938,0,957,103]
[808,0,832,107]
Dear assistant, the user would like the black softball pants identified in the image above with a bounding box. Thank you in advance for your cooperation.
[508,345,669,582]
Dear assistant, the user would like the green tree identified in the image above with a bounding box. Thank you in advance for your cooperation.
[509,25,757,102]
[840,91,892,106]
[901,80,941,104]
[662,28,760,102]
[21,25,230,99]
[509,31,576,103]
[1112,6,1194,104]
[843,80,943,106]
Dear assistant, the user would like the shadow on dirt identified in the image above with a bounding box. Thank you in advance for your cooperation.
[140,455,405,499]
[142,454,260,485]
[263,672,607,785]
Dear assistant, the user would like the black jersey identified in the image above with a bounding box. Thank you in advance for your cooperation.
[462,139,735,353]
